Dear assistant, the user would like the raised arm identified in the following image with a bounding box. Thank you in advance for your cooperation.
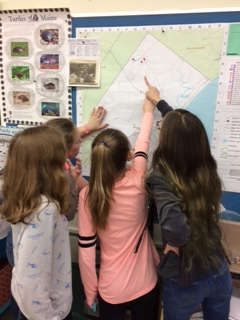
[145,77,173,117]
[144,76,161,105]
[132,96,155,173]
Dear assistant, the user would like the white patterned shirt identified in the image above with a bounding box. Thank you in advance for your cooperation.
[11,195,72,320]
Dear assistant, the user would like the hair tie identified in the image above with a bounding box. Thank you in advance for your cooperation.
[101,141,108,147]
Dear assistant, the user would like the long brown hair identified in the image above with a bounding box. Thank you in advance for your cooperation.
[150,109,223,270]
[86,128,130,230]
[44,118,76,150]
[2,126,69,224]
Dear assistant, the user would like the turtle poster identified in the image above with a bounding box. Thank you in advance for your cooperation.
[0,8,72,126]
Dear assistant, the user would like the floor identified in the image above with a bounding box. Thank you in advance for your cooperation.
[0,305,12,320]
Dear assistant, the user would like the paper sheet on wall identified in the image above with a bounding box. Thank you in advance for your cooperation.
[0,8,72,126]
[68,38,100,87]
[75,23,240,193]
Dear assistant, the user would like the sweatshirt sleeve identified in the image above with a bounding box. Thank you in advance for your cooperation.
[153,181,190,247]
[78,188,98,307]
[132,112,153,173]
[12,204,62,320]
[156,100,173,117]
[157,200,190,247]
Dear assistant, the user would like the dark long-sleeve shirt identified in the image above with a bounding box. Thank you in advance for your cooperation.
[156,99,173,117]
[147,100,225,284]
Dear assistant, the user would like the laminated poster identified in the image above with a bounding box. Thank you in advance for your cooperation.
[0,8,72,126]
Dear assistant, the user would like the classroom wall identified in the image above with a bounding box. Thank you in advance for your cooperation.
[0,0,240,15]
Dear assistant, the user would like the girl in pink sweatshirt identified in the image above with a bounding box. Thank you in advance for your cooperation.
[78,78,160,320]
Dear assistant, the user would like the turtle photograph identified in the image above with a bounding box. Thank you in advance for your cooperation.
[40,29,59,45]
[10,42,29,57]
[13,91,30,106]
[41,77,59,93]
[40,54,59,70]
[11,66,30,82]
[41,101,60,117]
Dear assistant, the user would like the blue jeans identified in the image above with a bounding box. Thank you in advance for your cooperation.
[163,259,232,320]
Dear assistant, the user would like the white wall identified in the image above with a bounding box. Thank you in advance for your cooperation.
[0,0,240,15]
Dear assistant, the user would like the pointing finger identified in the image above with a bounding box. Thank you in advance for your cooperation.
[144,76,150,87]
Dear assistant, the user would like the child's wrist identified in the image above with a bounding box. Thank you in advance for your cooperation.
[84,124,90,135]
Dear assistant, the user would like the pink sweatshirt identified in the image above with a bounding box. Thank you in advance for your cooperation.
[78,112,159,306]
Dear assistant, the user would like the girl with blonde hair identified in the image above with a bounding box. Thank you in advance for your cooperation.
[2,126,72,320]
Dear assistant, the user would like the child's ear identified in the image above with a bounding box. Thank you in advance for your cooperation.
[127,150,133,161]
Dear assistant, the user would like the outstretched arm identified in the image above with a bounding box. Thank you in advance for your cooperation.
[74,107,108,192]
[144,77,173,117]
[78,106,109,137]
[144,76,161,105]
[132,89,155,173]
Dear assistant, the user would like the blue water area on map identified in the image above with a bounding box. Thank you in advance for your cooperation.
[186,77,219,145]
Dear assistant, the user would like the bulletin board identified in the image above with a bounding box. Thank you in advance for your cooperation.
[71,10,240,213]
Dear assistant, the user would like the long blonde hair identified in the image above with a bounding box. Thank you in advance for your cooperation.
[86,128,130,230]
[2,126,69,224]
